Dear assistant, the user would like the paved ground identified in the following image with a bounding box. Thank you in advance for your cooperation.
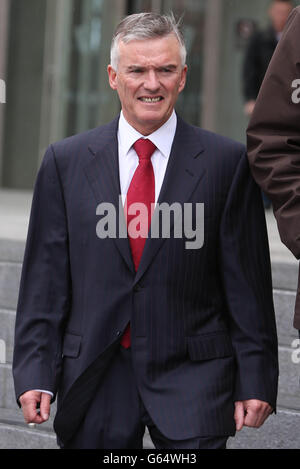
[264,209,298,265]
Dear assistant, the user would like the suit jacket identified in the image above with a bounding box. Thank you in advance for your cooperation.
[242,25,278,102]
[247,7,300,329]
[13,114,278,445]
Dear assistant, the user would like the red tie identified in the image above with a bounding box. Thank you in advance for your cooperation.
[121,138,156,349]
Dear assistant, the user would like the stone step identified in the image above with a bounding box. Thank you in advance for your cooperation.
[0,261,22,310]
[0,239,25,263]
[0,233,299,312]
[0,406,56,433]
[277,346,300,411]
[271,261,299,292]
[0,296,299,414]
[0,342,299,450]
[0,308,15,364]
[0,363,19,410]
[0,408,299,449]
[0,422,58,449]
[0,364,58,428]
[0,420,154,450]
[0,239,278,284]
[0,288,297,371]
[227,408,300,449]
[273,289,298,346]
[1,345,299,421]
[0,238,300,449]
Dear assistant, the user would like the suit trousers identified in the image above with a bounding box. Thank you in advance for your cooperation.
[62,345,228,450]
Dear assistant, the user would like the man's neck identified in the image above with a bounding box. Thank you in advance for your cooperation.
[121,112,175,136]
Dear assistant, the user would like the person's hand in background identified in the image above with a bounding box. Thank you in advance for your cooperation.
[244,100,256,117]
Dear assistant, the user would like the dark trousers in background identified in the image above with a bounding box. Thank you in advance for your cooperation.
[63,346,228,450]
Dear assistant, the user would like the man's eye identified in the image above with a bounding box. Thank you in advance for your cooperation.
[159,68,175,74]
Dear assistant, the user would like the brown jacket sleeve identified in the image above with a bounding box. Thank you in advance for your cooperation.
[247,7,300,259]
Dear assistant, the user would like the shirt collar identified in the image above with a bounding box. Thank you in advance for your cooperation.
[118,110,177,158]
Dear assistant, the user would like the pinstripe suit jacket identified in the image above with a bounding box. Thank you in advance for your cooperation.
[13,114,278,445]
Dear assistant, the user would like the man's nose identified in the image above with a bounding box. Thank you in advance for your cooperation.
[144,70,160,91]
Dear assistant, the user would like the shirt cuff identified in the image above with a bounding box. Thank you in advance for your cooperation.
[33,389,54,398]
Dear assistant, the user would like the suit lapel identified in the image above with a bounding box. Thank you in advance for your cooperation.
[134,116,206,285]
[84,115,207,281]
[84,117,135,274]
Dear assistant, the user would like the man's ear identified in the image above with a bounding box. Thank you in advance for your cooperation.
[179,65,188,93]
[107,65,118,90]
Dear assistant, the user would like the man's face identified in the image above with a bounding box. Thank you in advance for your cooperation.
[108,34,187,135]
[269,1,293,33]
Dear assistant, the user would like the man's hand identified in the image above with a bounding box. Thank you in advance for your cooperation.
[19,391,51,425]
[234,399,272,431]
[244,100,256,117]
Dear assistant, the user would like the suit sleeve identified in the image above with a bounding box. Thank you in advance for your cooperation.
[219,151,279,409]
[247,7,300,259]
[12,145,71,404]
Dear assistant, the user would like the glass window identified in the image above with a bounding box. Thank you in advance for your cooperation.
[2,0,299,190]
[164,0,206,126]
[64,0,122,136]
[1,0,125,190]
[2,0,47,189]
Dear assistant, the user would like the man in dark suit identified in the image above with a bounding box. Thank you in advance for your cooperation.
[247,6,300,333]
[242,0,293,118]
[13,12,278,449]
[242,0,293,209]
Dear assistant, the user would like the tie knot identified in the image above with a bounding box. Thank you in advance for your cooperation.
[133,138,156,161]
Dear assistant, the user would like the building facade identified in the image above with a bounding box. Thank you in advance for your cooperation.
[0,0,292,190]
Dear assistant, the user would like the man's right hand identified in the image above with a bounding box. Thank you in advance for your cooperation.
[19,391,51,424]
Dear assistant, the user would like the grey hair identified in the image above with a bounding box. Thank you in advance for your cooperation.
[110,12,187,70]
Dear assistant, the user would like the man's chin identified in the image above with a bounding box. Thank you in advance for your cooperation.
[136,111,172,132]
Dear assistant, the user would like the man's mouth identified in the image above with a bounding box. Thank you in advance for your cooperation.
[138,97,164,103]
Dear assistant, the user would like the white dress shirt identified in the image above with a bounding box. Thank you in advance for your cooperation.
[118,110,177,205]
[34,110,177,400]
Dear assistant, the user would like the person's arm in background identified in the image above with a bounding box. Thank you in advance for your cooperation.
[242,31,261,116]
[247,7,300,259]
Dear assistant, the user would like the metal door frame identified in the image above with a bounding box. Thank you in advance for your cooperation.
[0,0,10,186]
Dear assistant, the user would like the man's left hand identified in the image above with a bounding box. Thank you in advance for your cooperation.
[234,400,273,431]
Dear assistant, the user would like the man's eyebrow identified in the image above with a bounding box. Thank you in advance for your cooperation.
[126,64,178,71]
[127,65,145,71]
[158,64,178,70]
